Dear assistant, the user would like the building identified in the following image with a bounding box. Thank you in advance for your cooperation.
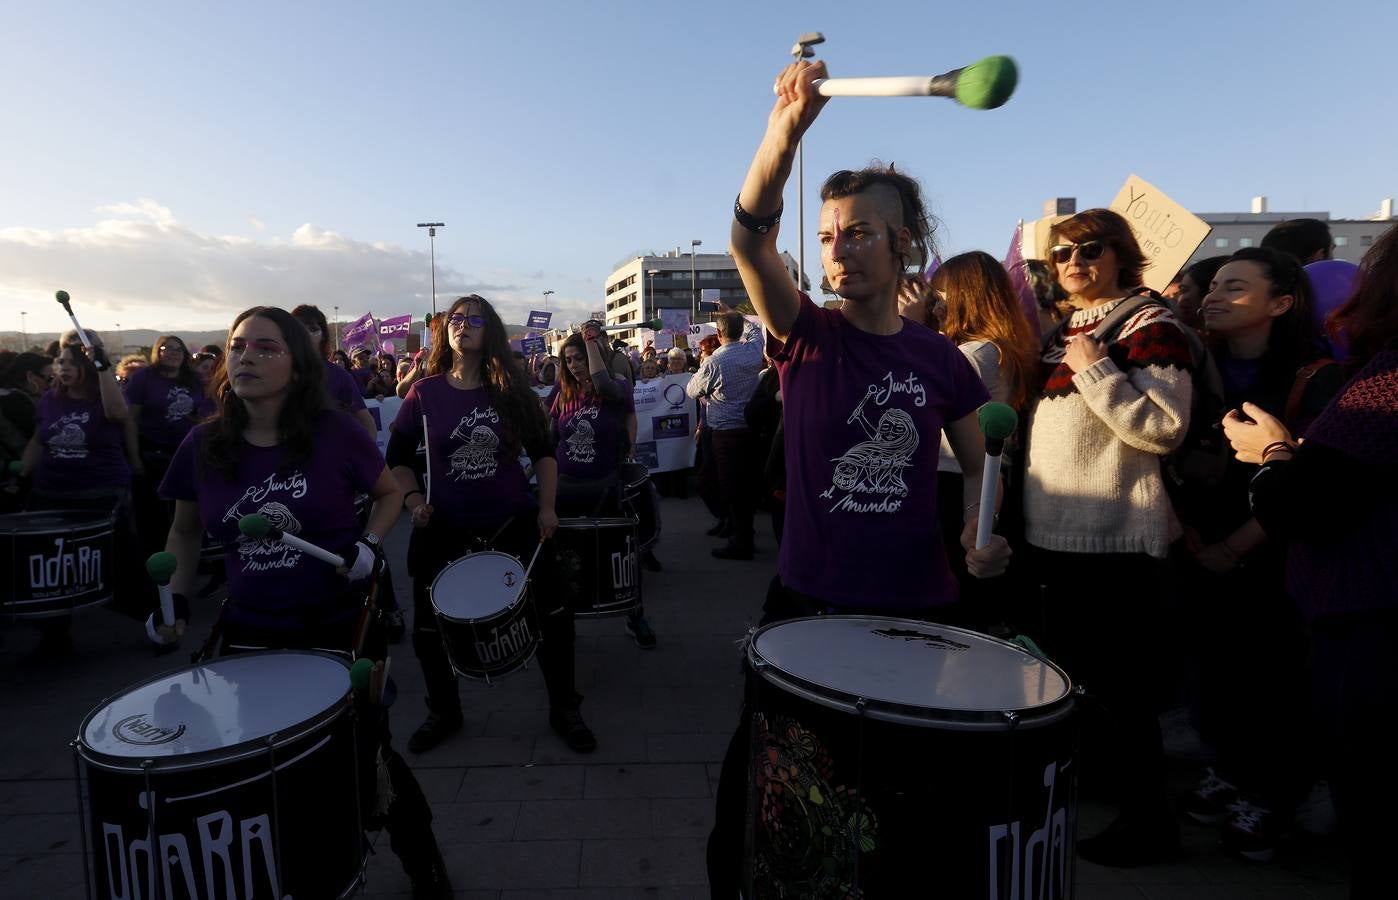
[1186,197,1395,267]
[603,248,807,345]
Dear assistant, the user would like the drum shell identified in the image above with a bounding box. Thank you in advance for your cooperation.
[76,665,362,900]
[618,466,660,552]
[745,621,1079,900]
[554,517,640,618]
[1,510,114,620]
[431,552,541,681]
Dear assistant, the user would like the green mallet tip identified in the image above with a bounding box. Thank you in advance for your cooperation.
[955,55,1019,110]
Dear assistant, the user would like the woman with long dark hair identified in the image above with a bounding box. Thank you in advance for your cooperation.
[124,334,205,549]
[1173,246,1342,862]
[157,306,450,896]
[389,295,595,756]
[550,328,658,646]
[290,304,377,438]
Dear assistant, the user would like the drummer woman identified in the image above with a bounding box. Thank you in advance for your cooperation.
[124,335,204,552]
[550,328,658,647]
[388,294,596,756]
[157,306,451,897]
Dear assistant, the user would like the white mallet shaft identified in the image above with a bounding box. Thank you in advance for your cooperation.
[158,583,175,627]
[811,76,938,97]
[422,414,432,506]
[275,529,347,568]
[975,454,1002,550]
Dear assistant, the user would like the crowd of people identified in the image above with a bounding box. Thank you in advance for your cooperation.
[2,60,1394,900]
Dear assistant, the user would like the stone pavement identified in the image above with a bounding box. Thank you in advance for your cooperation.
[0,496,1349,898]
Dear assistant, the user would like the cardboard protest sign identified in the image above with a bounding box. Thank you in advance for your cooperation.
[527,310,552,329]
[1109,174,1212,291]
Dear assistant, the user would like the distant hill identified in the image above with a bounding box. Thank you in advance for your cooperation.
[2,323,537,355]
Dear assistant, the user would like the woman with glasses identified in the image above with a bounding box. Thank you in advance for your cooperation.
[388,295,596,756]
[157,306,451,897]
[1024,208,1194,866]
[549,327,659,646]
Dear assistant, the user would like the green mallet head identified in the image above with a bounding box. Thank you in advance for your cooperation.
[955,55,1019,110]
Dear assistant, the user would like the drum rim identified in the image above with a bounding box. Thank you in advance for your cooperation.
[556,517,638,528]
[747,615,1076,730]
[75,649,352,771]
[429,549,530,624]
[0,511,115,535]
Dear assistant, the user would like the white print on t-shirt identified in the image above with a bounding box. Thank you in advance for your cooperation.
[220,472,311,573]
[164,386,195,423]
[47,411,91,460]
[448,423,500,481]
[565,418,597,464]
[819,372,923,514]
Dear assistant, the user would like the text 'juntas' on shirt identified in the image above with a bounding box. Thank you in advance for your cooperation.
[770,295,989,610]
[159,411,385,630]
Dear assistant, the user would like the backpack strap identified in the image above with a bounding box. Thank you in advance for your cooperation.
[1284,359,1336,429]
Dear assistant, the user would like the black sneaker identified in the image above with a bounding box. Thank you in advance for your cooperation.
[626,616,658,649]
[549,706,597,754]
[711,542,754,561]
[408,710,463,754]
[384,609,406,644]
[640,550,663,572]
[407,840,453,899]
[1182,767,1238,825]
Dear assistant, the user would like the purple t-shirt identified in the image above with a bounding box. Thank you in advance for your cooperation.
[770,296,989,609]
[393,376,538,527]
[160,412,384,628]
[33,390,131,492]
[325,361,368,414]
[123,367,204,449]
[547,378,634,479]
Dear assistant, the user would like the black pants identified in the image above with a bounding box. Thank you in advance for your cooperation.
[706,576,987,899]
[218,610,440,880]
[1029,548,1172,821]
[408,514,578,715]
[708,427,758,547]
[1311,612,1398,900]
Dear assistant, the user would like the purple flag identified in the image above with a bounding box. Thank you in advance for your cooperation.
[342,311,377,350]
[377,314,412,343]
[1003,222,1042,341]
[922,254,943,282]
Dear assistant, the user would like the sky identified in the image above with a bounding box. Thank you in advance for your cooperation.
[3,0,1395,336]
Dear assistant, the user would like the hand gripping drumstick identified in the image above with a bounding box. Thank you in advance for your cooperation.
[785,55,1019,110]
[975,403,1018,550]
[238,513,347,567]
[54,290,95,350]
[146,552,179,627]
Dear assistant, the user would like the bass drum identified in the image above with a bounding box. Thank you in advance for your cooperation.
[1,510,114,621]
[75,651,364,900]
[745,616,1079,900]
[618,462,660,552]
[554,517,640,618]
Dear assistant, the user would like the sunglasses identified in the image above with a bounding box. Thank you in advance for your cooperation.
[1048,240,1107,265]
[447,313,485,329]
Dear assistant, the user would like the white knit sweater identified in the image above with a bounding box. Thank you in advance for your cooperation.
[1024,299,1193,558]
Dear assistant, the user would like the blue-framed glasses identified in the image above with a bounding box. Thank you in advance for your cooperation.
[447,313,485,330]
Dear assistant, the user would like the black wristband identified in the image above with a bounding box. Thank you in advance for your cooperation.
[734,195,782,235]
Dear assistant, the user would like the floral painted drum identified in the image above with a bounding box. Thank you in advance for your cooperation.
[744,615,1080,900]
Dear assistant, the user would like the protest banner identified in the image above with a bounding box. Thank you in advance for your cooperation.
[1109,174,1212,292]
[521,335,546,355]
[631,373,698,473]
[342,312,377,350]
[659,309,691,336]
[363,396,403,457]
[527,310,552,329]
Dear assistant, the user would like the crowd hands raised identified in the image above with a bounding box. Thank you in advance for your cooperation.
[2,56,1394,900]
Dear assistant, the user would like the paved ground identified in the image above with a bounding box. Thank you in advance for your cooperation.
[0,496,1350,898]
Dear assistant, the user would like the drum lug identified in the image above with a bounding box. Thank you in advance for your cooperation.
[1001,710,1020,729]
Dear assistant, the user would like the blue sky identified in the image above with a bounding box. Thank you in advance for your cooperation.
[3,0,1394,335]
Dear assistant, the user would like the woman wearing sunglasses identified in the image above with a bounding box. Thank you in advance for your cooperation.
[1024,208,1195,867]
[157,307,451,896]
[124,335,205,545]
[389,295,596,756]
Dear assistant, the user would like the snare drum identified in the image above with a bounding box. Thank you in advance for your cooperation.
[1,510,114,621]
[745,616,1079,900]
[430,551,539,682]
[74,651,364,900]
[619,462,660,551]
[554,517,640,618]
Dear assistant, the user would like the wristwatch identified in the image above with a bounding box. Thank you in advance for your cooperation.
[362,532,382,550]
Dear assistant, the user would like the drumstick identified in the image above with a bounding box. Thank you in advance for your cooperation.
[785,56,1019,110]
[237,513,347,567]
[54,290,95,350]
[145,552,179,626]
[422,413,432,506]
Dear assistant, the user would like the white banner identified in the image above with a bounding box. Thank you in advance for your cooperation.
[631,373,698,473]
[364,396,403,457]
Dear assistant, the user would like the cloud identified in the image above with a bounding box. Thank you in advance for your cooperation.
[248,216,266,231]
[0,199,594,331]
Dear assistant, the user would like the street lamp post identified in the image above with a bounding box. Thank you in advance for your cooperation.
[115,322,121,353]
[416,222,445,317]
[542,289,554,310]
[690,239,702,321]
[646,268,659,324]
[333,305,340,351]
[19,311,26,351]
[791,32,825,292]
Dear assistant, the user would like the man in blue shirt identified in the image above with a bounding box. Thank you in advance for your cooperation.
[687,311,765,559]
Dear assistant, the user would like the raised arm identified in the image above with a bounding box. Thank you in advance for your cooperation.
[731,60,831,343]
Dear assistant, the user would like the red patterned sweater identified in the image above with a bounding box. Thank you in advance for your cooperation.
[1025,298,1194,558]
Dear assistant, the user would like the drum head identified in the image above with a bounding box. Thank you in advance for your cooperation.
[750,616,1071,726]
[431,551,527,621]
[79,651,350,760]
[0,510,113,533]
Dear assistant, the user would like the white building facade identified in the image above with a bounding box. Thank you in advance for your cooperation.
[1186,197,1394,267]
